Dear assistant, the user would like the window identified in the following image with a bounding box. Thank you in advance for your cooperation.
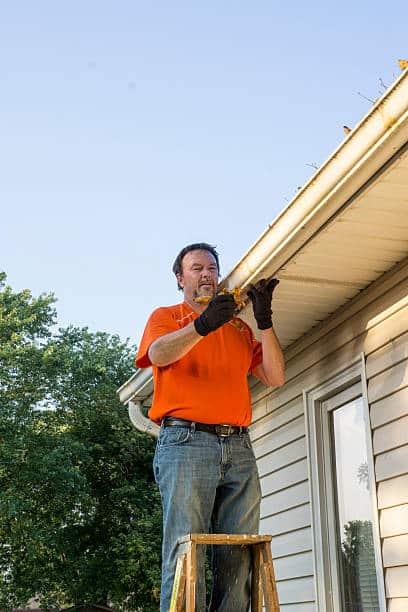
[330,397,379,610]
[305,359,385,611]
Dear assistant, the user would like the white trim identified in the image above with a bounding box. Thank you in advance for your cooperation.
[117,367,154,404]
[304,357,385,611]
[322,380,362,412]
[321,386,365,611]
[360,353,387,608]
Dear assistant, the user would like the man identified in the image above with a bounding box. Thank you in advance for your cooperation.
[136,242,284,612]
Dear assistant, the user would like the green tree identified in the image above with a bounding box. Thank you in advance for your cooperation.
[0,272,161,611]
[340,520,379,610]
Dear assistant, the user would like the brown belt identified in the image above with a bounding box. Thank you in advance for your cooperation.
[163,417,248,437]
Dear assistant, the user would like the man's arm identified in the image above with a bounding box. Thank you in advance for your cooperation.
[148,294,236,367]
[148,323,202,367]
[252,327,285,387]
[247,277,285,387]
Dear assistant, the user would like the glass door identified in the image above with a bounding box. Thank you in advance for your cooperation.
[323,395,380,611]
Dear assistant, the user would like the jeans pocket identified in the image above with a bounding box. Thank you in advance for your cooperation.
[153,449,160,484]
[242,432,254,451]
[158,426,192,447]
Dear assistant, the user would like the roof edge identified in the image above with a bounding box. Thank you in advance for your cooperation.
[117,367,153,403]
[222,68,408,291]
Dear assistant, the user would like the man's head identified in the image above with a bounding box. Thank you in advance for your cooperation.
[172,243,220,303]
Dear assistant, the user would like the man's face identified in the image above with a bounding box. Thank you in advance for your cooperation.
[177,249,219,303]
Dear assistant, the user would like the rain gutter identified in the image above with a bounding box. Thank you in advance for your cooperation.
[117,367,153,404]
[223,68,408,291]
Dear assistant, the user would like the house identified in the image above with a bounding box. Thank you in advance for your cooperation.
[61,606,114,612]
[117,67,408,611]
[12,603,113,612]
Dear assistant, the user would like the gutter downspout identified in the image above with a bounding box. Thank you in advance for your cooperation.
[128,400,160,438]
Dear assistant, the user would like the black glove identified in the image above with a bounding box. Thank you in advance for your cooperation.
[247,278,279,330]
[194,294,236,336]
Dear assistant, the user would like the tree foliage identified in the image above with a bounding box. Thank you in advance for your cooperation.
[0,272,161,611]
[340,520,379,609]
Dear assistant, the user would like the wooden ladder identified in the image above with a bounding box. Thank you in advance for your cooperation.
[169,533,280,611]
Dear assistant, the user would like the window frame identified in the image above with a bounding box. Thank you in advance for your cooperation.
[303,355,386,611]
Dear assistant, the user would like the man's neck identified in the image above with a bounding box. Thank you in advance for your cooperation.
[183,295,206,314]
[184,295,207,314]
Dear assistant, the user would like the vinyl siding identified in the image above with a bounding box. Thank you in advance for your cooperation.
[250,259,408,610]
[368,322,408,610]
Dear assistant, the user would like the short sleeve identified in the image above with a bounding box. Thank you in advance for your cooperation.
[135,307,179,368]
[235,317,263,373]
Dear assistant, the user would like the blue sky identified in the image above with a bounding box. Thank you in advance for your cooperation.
[1,1,407,345]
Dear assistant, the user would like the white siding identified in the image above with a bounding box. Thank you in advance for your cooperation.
[382,535,408,566]
[251,259,408,610]
[270,527,313,558]
[385,566,408,597]
[277,577,315,606]
[371,387,408,428]
[378,474,408,509]
[261,504,311,536]
[279,606,316,612]
[250,392,314,606]
[380,505,408,537]
[367,319,408,608]
[387,598,408,611]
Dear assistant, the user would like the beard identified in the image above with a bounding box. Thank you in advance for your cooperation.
[194,284,216,299]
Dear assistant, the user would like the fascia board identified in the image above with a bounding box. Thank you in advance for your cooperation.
[223,70,408,291]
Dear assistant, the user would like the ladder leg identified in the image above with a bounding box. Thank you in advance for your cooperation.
[260,542,280,611]
[169,553,187,612]
[251,543,263,612]
[185,541,197,612]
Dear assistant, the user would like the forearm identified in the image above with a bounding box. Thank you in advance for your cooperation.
[148,322,202,367]
[260,327,285,386]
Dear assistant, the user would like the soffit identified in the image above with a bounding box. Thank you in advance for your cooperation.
[238,147,408,348]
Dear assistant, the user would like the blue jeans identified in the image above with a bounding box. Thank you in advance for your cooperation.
[153,423,261,612]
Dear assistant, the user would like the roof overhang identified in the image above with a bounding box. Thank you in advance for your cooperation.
[224,70,408,293]
[118,67,408,407]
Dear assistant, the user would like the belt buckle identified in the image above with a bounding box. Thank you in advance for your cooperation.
[216,424,233,437]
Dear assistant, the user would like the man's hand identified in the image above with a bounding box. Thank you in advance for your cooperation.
[194,294,236,336]
[247,278,279,330]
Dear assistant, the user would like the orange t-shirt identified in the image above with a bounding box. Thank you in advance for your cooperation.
[135,301,262,426]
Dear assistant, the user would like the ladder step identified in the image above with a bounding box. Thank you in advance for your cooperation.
[178,533,272,545]
[170,534,280,611]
